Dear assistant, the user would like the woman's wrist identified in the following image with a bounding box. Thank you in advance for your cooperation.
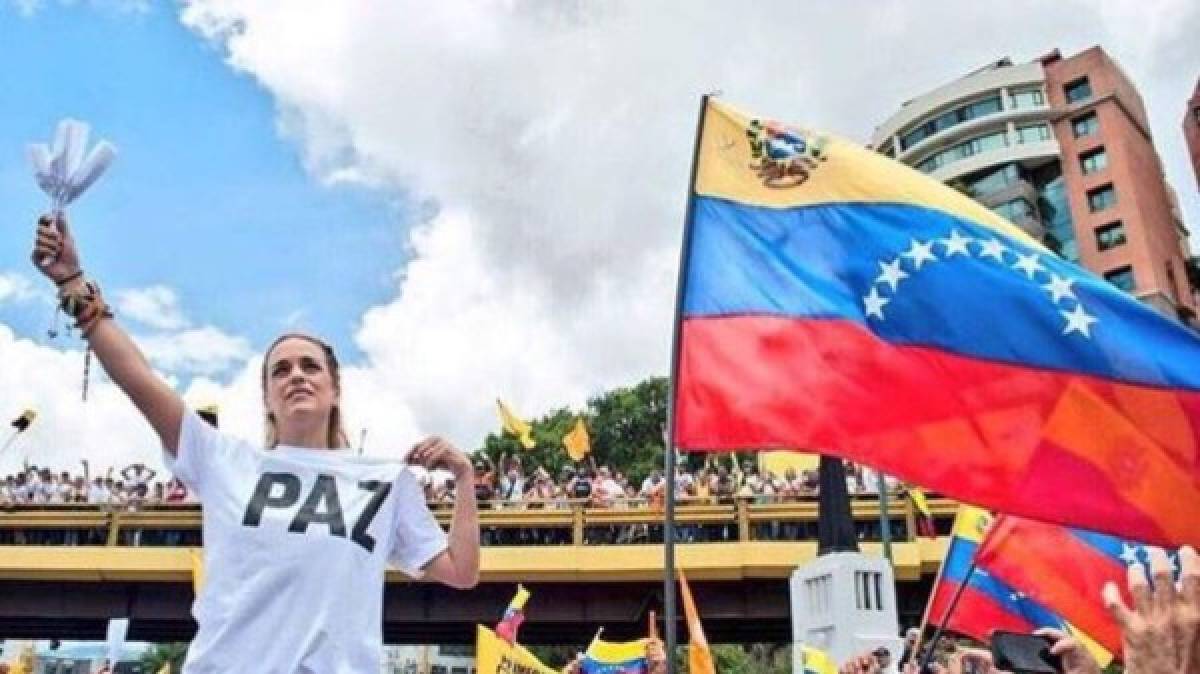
[53,268,84,287]
[57,274,88,296]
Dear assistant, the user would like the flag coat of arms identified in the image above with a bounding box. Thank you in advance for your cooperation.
[671,98,1200,547]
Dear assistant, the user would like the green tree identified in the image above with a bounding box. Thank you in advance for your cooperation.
[139,642,188,673]
[670,643,791,673]
[479,377,673,485]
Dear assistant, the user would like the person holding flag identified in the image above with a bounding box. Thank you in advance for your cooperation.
[30,212,480,672]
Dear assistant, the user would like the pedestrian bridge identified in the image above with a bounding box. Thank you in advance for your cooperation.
[0,497,956,644]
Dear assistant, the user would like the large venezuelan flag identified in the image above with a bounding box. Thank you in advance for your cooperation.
[673,98,1200,547]
[927,508,1111,665]
[976,515,1181,656]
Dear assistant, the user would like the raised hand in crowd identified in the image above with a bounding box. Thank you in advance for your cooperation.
[838,651,882,674]
[1104,545,1199,674]
[645,637,667,674]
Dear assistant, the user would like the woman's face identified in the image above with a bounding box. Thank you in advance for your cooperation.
[265,337,338,435]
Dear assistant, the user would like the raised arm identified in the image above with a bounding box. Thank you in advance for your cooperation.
[409,437,480,590]
[32,214,185,454]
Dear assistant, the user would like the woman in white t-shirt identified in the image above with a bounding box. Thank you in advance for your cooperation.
[32,213,481,673]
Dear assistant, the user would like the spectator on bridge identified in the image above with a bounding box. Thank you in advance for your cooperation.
[120,462,156,492]
[31,212,480,672]
[567,467,593,503]
[165,476,188,503]
[497,457,527,508]
[472,457,496,509]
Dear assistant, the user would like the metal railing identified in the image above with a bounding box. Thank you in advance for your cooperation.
[0,494,959,547]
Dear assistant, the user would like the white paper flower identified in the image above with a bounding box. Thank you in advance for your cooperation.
[27,118,117,210]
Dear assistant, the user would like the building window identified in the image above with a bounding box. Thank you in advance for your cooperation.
[1072,112,1099,138]
[914,130,1009,173]
[962,163,1020,197]
[899,94,1003,150]
[1095,221,1126,250]
[1105,265,1135,292]
[1087,184,1117,212]
[1080,147,1109,175]
[1017,124,1051,144]
[992,198,1035,223]
[1009,88,1046,109]
[1064,77,1093,103]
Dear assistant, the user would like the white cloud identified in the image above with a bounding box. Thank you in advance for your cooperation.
[169,0,1200,454]
[134,326,252,376]
[5,1,1199,475]
[0,272,40,306]
[115,285,190,331]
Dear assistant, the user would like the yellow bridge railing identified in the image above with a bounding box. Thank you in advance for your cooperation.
[0,495,959,548]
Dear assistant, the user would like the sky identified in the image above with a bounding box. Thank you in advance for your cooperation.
[0,0,1197,476]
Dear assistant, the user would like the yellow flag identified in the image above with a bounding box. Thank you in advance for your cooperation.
[475,625,559,674]
[907,486,932,517]
[759,450,819,476]
[156,665,171,674]
[678,569,716,674]
[802,645,838,674]
[10,408,36,433]
[562,418,591,461]
[190,548,205,594]
[496,399,536,449]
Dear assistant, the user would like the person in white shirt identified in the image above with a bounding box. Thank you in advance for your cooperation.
[32,212,480,673]
[120,463,156,492]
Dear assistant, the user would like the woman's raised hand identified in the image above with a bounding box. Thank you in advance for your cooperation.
[31,212,81,283]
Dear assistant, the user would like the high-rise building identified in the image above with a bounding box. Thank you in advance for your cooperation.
[1186,77,1200,192]
[871,47,1196,321]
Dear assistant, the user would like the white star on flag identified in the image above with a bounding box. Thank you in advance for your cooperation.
[902,239,937,270]
[876,258,909,291]
[978,238,1009,261]
[1013,252,1045,279]
[1062,304,1099,338]
[940,230,972,256]
[1042,274,1076,303]
[863,287,890,320]
[1120,543,1140,566]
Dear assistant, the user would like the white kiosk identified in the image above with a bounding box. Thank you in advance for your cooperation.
[791,551,903,673]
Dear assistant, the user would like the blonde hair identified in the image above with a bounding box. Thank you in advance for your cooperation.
[261,333,349,448]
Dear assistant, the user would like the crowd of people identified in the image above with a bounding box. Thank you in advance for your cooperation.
[0,461,189,508]
[439,453,900,507]
[1,453,906,511]
[0,453,922,547]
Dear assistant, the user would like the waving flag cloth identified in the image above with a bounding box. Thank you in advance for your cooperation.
[496,399,537,449]
[670,97,1200,547]
[581,637,650,674]
[925,507,1112,665]
[495,584,531,645]
[976,515,1180,656]
[474,625,559,674]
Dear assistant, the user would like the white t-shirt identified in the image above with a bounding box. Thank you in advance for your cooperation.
[167,411,448,674]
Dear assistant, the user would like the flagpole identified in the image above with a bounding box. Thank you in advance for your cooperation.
[907,528,950,667]
[878,471,892,563]
[664,92,712,674]
[0,431,17,454]
[918,557,978,672]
